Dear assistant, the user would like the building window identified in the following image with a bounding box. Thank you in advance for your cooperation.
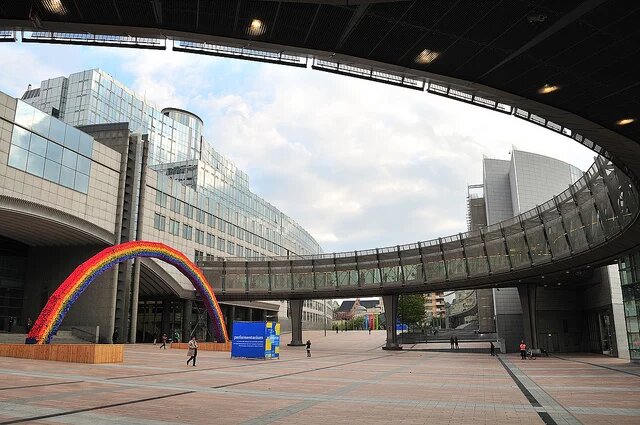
[170,197,181,214]
[153,213,166,231]
[237,245,244,257]
[217,237,225,252]
[155,190,167,207]
[227,241,235,255]
[195,229,204,244]
[217,219,225,233]
[207,233,215,248]
[194,250,203,262]
[183,224,193,240]
[184,204,194,220]
[207,213,215,228]
[169,219,180,236]
[9,111,93,194]
[196,209,205,224]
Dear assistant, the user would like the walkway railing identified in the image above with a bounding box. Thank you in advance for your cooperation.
[199,156,639,298]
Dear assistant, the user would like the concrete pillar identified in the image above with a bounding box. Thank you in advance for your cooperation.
[248,308,254,321]
[288,299,304,346]
[518,283,538,349]
[382,294,401,350]
[160,300,171,338]
[182,299,193,342]
[128,258,141,343]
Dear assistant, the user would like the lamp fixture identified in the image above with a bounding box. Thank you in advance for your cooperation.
[42,0,67,15]
[616,118,635,126]
[248,19,265,36]
[415,49,439,65]
[538,84,559,94]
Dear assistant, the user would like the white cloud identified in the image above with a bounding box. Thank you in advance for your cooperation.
[0,43,597,254]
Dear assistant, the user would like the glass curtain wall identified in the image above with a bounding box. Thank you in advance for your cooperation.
[619,251,640,360]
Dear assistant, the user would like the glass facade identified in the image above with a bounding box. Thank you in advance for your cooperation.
[8,100,93,193]
[23,69,321,256]
[619,251,640,360]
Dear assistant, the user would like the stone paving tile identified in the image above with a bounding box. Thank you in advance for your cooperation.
[0,331,639,424]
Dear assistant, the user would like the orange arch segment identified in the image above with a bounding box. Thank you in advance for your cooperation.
[26,241,228,344]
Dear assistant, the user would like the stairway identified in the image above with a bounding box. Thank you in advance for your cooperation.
[0,331,89,344]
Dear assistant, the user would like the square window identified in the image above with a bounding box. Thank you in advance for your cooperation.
[62,149,78,169]
[26,152,45,177]
[64,126,81,152]
[46,141,63,163]
[74,172,89,193]
[48,118,66,144]
[11,126,31,149]
[29,134,48,157]
[8,145,28,170]
[76,155,91,175]
[78,133,93,158]
[32,108,51,138]
[60,165,75,189]
[14,101,34,130]
[43,159,61,183]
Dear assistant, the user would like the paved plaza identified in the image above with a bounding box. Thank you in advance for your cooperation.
[0,330,639,424]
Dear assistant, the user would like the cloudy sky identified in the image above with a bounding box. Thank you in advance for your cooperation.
[0,42,596,253]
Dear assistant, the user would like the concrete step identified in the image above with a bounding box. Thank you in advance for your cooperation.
[0,332,89,344]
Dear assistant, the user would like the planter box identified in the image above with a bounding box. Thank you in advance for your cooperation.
[171,342,231,352]
[0,344,124,363]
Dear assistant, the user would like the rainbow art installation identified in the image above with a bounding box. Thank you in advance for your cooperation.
[26,241,228,344]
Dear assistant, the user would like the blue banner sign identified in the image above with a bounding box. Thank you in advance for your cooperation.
[231,321,281,359]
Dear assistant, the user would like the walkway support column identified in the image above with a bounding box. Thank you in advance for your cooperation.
[518,283,538,349]
[382,294,402,350]
[288,299,304,346]
[182,299,193,342]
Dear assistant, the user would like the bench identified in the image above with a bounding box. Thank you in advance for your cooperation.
[528,348,548,358]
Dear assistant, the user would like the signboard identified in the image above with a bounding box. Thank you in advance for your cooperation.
[231,321,281,359]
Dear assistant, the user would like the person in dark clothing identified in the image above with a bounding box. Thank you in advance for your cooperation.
[112,328,119,344]
[160,333,168,349]
[450,337,454,349]
[306,339,311,357]
[8,317,14,333]
[490,341,495,356]
[26,317,33,333]
[454,336,459,349]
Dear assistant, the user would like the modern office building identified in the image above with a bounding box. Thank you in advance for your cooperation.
[424,292,446,326]
[0,68,328,341]
[618,251,640,360]
[463,150,629,356]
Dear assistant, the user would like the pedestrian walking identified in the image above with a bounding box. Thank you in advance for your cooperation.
[490,341,495,356]
[519,340,527,360]
[160,333,168,349]
[306,339,311,357]
[454,336,459,350]
[450,337,454,349]
[186,336,198,366]
[7,316,14,333]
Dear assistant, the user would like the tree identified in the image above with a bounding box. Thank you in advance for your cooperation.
[398,294,426,327]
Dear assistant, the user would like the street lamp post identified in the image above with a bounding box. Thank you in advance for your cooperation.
[324,298,327,337]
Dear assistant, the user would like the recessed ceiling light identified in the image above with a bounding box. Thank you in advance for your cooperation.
[415,49,439,65]
[248,19,265,36]
[43,0,67,15]
[538,84,559,94]
[616,118,635,126]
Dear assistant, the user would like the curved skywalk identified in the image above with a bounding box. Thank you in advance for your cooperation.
[200,156,639,301]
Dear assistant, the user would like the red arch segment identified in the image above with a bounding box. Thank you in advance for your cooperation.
[26,241,228,344]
